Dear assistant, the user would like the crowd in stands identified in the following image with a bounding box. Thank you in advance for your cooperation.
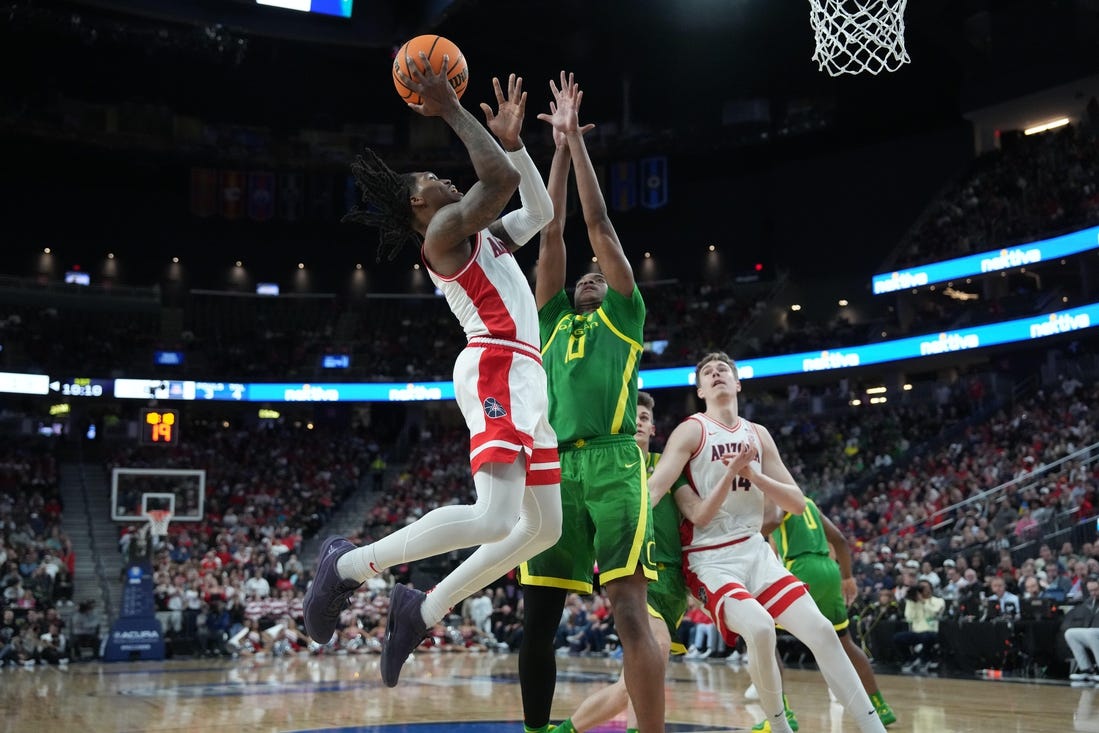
[0,439,82,667]
[0,299,159,378]
[106,421,376,656]
[895,116,1099,269]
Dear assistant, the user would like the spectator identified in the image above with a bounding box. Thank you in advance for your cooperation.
[71,600,102,659]
[892,579,945,673]
[38,621,69,665]
[1064,577,1099,682]
[986,576,1021,618]
[1042,564,1071,601]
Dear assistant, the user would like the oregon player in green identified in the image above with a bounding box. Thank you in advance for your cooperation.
[761,498,897,728]
[555,391,687,733]
[518,73,664,733]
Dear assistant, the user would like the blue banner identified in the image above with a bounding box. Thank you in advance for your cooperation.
[7,302,1092,404]
[102,616,165,662]
[103,562,164,662]
[872,225,1099,294]
[640,156,668,209]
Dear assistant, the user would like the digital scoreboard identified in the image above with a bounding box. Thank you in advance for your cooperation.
[139,409,180,446]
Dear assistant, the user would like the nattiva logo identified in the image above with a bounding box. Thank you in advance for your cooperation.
[284,384,340,401]
[919,332,980,355]
[388,384,443,401]
[802,350,860,372]
[980,247,1042,273]
[1029,312,1091,338]
[873,271,929,294]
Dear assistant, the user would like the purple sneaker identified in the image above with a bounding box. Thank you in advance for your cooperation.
[380,583,429,687]
[303,536,362,644]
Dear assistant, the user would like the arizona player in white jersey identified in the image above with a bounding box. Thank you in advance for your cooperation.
[302,60,562,689]
[647,352,885,733]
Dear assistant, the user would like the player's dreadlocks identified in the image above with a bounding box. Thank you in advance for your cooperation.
[341,148,422,262]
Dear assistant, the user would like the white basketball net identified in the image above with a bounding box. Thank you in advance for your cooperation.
[145,509,172,538]
[808,0,911,76]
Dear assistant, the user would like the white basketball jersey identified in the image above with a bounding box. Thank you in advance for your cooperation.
[424,229,539,347]
[681,412,766,550]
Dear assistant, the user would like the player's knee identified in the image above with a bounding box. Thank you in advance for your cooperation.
[478,513,514,543]
[802,616,840,649]
[536,524,561,553]
[731,612,775,649]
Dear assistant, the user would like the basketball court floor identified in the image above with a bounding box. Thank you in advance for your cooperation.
[2,651,1091,733]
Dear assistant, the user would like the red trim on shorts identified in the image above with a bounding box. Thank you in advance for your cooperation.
[757,574,808,619]
[468,347,527,474]
[682,534,751,555]
[526,446,561,486]
[468,336,541,364]
[682,564,742,647]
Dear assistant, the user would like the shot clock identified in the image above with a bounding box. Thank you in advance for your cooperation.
[139,408,180,446]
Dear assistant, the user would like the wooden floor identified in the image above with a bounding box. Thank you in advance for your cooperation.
[1,652,1091,733]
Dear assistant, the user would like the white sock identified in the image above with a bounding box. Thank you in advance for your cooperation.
[336,544,381,583]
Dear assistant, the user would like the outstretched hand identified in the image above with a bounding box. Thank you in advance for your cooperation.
[479,74,527,151]
[397,52,461,117]
[536,71,595,149]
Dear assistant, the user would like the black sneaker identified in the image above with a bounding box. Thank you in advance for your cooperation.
[302,536,362,643]
[380,583,430,687]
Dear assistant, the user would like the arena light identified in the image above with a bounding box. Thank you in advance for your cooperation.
[865,386,887,395]
[1024,118,1069,136]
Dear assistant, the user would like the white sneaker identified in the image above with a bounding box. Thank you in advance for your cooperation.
[744,682,759,700]
[1070,670,1093,681]
[686,646,700,658]
[726,650,743,665]
[699,648,712,658]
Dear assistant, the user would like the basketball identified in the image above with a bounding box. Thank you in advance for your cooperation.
[392,35,469,105]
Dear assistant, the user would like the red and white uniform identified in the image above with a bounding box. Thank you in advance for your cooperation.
[424,230,559,485]
[680,413,766,550]
[678,412,806,641]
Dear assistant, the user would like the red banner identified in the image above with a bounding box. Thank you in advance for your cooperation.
[189,168,218,218]
[220,170,244,220]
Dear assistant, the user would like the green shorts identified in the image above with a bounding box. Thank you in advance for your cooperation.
[520,434,656,593]
[648,560,688,654]
[787,553,849,631]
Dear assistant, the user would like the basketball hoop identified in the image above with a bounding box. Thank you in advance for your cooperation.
[145,509,173,538]
[808,0,911,76]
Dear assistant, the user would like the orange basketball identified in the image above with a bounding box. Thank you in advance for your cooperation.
[392,35,469,106]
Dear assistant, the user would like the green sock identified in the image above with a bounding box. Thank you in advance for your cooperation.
[524,726,553,733]
[870,691,886,706]
[783,693,794,712]
[626,728,640,733]
[555,721,576,733]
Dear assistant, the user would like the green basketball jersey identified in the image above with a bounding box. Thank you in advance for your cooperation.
[539,286,645,444]
[648,452,683,565]
[775,497,830,561]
